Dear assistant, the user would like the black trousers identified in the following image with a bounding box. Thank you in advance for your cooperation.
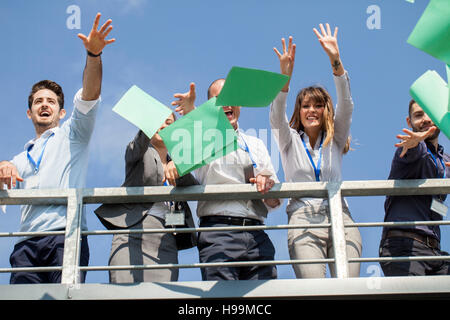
[379,236,450,276]
[198,219,277,280]
[10,233,90,284]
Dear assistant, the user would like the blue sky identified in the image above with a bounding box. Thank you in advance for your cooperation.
[0,0,448,284]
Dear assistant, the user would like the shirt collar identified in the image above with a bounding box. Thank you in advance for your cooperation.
[24,127,59,150]
[425,140,444,157]
[299,130,325,148]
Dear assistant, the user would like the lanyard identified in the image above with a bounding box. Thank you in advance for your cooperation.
[27,133,54,173]
[163,180,175,210]
[427,148,446,179]
[238,135,257,168]
[301,133,324,182]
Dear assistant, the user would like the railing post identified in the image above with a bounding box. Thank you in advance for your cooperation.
[327,182,349,278]
[61,189,83,285]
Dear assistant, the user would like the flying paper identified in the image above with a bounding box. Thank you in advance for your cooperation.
[407,0,450,65]
[215,66,289,107]
[112,85,173,139]
[159,97,238,176]
[410,66,450,139]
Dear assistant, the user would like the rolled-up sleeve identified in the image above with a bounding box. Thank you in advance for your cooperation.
[74,88,101,115]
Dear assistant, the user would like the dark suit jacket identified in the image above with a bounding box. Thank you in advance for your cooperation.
[94,130,198,230]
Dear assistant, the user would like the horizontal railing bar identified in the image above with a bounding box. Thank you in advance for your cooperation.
[340,179,450,197]
[0,220,447,239]
[1,179,449,205]
[346,220,450,228]
[81,219,450,236]
[349,256,450,263]
[2,254,449,274]
[0,230,66,238]
[79,258,336,272]
[0,189,69,205]
[0,266,62,274]
[0,219,446,239]
[80,223,332,236]
[79,255,450,272]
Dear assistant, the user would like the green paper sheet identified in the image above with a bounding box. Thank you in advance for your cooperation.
[159,97,238,176]
[112,85,173,139]
[407,0,450,65]
[410,68,450,139]
[215,66,289,107]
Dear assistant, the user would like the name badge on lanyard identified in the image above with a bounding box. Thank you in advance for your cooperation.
[301,133,324,182]
[428,148,448,217]
[163,181,185,226]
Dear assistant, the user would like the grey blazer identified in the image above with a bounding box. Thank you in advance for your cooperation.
[94,130,198,229]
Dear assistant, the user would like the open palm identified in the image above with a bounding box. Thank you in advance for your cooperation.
[78,13,115,55]
[313,23,340,60]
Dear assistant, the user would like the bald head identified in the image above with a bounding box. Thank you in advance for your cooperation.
[207,78,241,130]
[207,78,226,99]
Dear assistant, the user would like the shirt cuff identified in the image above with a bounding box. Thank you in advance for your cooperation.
[73,88,101,115]
[254,168,274,177]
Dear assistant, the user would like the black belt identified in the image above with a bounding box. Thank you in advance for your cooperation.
[200,216,263,226]
[385,230,440,250]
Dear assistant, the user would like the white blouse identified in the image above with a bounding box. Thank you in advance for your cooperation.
[269,72,354,214]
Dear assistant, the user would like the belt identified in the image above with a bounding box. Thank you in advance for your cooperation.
[200,216,263,226]
[385,230,440,250]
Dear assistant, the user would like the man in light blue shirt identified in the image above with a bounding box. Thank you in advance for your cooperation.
[0,13,116,284]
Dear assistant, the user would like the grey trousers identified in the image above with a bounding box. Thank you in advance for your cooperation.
[287,204,362,278]
[109,214,178,283]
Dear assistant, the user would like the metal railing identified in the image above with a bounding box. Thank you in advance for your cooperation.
[0,178,449,298]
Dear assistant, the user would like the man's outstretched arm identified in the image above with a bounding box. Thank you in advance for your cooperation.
[77,13,116,101]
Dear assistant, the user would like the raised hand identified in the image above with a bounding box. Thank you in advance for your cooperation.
[78,13,115,55]
[313,23,344,76]
[171,83,196,116]
[395,126,437,158]
[274,36,296,77]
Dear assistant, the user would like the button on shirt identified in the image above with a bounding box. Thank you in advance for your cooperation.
[11,89,100,243]
[194,128,280,222]
[383,141,450,242]
[270,72,353,214]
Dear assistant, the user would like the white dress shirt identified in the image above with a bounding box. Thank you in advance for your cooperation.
[194,128,280,222]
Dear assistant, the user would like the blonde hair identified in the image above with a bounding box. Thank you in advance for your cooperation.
[289,86,350,154]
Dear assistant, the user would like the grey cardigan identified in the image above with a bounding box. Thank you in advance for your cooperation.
[94,130,198,229]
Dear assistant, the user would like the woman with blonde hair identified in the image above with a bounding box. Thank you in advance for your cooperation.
[270,23,362,278]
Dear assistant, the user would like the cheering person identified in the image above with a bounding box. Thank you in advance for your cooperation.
[270,24,362,278]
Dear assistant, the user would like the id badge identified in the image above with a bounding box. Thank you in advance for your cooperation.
[165,203,185,226]
[431,198,448,217]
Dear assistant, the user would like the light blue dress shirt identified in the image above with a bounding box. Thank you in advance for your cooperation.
[11,88,100,243]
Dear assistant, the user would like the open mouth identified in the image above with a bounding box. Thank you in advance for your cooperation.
[224,109,234,120]
[39,110,51,118]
